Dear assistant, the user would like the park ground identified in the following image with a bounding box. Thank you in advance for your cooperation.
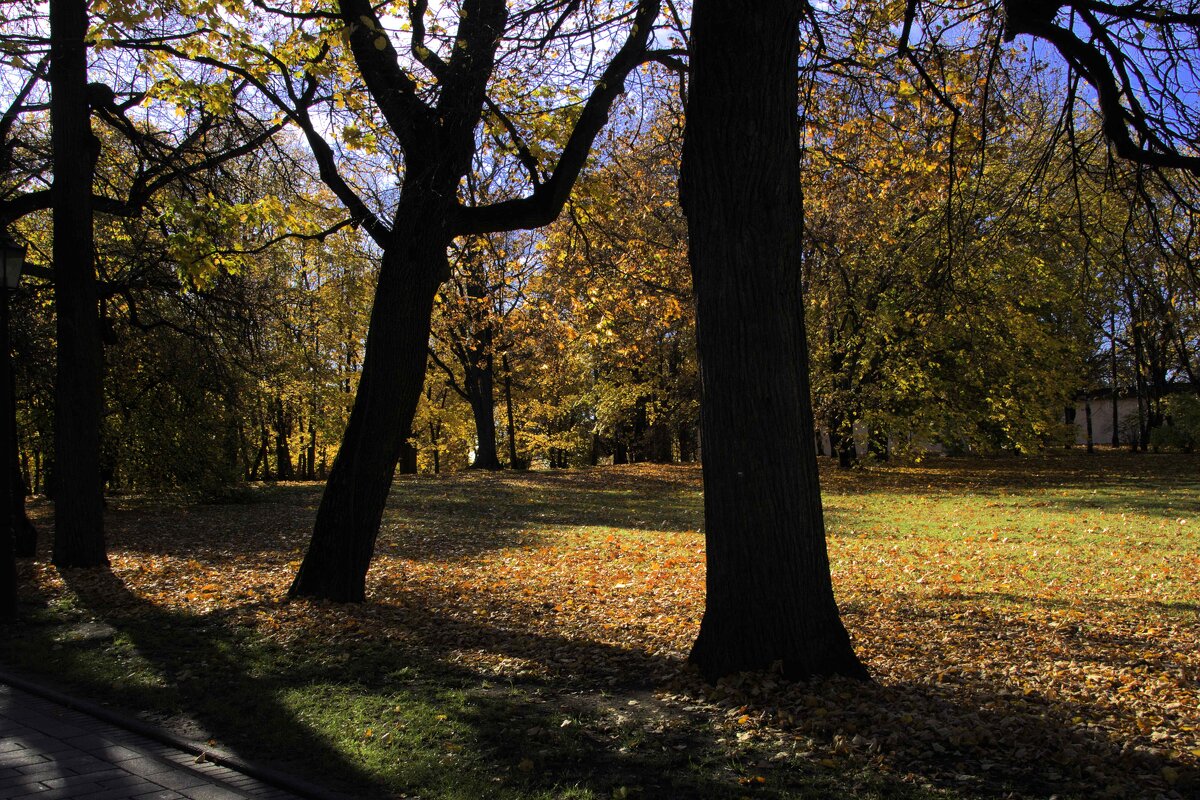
[3,452,1198,799]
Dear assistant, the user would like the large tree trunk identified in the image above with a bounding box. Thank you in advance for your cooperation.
[288,214,444,602]
[680,0,867,682]
[51,0,107,567]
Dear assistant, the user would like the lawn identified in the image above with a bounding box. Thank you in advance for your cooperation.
[4,452,1198,799]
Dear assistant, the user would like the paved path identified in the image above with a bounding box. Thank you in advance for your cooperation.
[0,683,312,800]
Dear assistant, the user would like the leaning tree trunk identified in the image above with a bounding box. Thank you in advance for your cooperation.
[50,0,107,567]
[288,209,445,602]
[680,0,867,682]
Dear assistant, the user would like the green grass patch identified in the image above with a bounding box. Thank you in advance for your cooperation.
[4,452,1197,799]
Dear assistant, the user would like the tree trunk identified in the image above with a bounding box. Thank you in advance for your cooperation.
[1109,314,1120,447]
[2,294,16,621]
[680,0,867,682]
[306,420,317,480]
[51,0,107,567]
[466,355,501,470]
[1085,396,1094,454]
[274,397,294,480]
[288,217,444,602]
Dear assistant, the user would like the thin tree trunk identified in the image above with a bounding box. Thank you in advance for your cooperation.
[2,293,16,621]
[274,397,294,480]
[1110,312,1120,447]
[1085,396,1094,454]
[51,0,107,567]
[288,217,444,602]
[680,0,867,681]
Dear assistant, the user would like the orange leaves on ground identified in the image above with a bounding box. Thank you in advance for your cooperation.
[19,456,1200,798]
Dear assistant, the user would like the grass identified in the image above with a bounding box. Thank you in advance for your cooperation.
[4,451,1198,799]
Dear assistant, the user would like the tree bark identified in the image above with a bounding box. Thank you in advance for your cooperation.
[1085,396,1094,454]
[50,0,107,567]
[466,353,501,470]
[2,293,15,621]
[680,0,867,682]
[288,208,444,602]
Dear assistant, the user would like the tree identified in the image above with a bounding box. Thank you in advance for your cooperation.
[3,0,285,563]
[680,0,868,681]
[49,0,107,566]
[262,0,672,601]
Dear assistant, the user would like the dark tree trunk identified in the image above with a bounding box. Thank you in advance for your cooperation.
[830,410,858,469]
[466,354,501,470]
[51,0,107,567]
[288,211,444,602]
[274,398,294,480]
[428,422,441,475]
[678,423,696,462]
[1085,397,1094,454]
[680,0,867,682]
[2,295,15,621]
[398,442,418,474]
[1110,314,1120,447]
[306,420,317,480]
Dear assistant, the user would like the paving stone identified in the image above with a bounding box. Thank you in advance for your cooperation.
[176,785,250,800]
[0,685,314,800]
[131,791,187,800]
[0,752,51,769]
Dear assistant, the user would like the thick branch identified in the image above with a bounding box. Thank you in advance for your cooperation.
[1010,13,1200,175]
[453,0,663,236]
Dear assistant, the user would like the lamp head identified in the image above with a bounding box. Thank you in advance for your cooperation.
[0,232,25,291]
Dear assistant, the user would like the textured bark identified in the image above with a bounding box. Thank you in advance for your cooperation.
[2,295,15,621]
[465,352,501,470]
[680,0,867,681]
[288,207,444,602]
[50,0,107,567]
[288,0,661,602]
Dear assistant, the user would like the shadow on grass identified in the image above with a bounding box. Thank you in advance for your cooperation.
[7,557,1196,798]
[103,466,705,565]
[24,566,388,798]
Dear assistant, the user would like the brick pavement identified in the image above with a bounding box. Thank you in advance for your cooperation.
[0,683,314,800]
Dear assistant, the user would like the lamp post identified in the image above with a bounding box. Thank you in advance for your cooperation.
[0,230,25,622]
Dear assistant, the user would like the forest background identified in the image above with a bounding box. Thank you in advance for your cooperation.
[1,0,1196,504]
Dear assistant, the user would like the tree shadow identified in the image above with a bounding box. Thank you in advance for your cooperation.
[9,553,1197,799]
[15,566,383,796]
[104,467,705,565]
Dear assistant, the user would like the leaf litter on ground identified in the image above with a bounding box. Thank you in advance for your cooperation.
[8,452,1199,799]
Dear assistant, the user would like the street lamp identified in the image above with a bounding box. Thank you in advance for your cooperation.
[0,232,25,290]
[0,231,21,620]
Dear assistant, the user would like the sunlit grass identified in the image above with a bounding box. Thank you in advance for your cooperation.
[4,451,1197,799]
